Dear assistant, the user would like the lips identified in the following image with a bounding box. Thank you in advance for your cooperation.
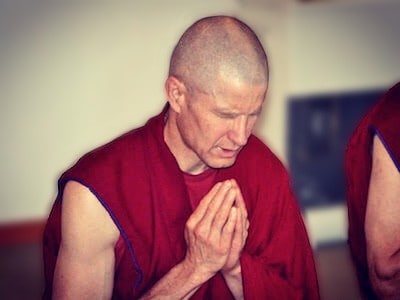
[218,147,240,158]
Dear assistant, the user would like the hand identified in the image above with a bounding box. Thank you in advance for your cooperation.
[183,180,238,280]
[221,180,249,275]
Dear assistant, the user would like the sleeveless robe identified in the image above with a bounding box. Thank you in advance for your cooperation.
[43,105,319,299]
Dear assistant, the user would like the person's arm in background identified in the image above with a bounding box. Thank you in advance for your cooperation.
[365,134,400,299]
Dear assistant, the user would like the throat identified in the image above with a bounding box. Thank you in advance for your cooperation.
[184,161,209,175]
[163,117,207,175]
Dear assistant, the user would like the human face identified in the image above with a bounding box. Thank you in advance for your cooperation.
[175,77,267,174]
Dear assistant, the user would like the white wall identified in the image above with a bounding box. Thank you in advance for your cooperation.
[288,0,400,95]
[0,0,239,222]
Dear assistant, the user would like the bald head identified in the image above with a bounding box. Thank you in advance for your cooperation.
[169,16,269,94]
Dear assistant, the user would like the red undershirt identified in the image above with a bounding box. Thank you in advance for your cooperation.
[183,168,218,210]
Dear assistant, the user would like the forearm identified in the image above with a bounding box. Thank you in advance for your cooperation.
[222,265,244,300]
[140,260,212,299]
[142,180,245,299]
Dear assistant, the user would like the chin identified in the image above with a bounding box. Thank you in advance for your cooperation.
[206,157,237,169]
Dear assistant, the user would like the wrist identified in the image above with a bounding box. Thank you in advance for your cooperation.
[221,264,244,300]
[181,257,216,285]
[222,263,242,279]
[141,259,214,299]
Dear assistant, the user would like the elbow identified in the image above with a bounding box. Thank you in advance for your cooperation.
[374,258,397,280]
[369,258,400,299]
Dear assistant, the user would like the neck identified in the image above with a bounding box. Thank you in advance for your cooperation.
[163,112,208,175]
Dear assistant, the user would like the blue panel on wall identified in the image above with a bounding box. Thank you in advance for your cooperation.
[287,89,384,209]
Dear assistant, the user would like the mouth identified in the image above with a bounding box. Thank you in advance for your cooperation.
[218,147,240,158]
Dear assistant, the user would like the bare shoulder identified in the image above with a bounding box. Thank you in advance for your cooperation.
[60,180,120,254]
[53,181,120,298]
[371,134,400,186]
[365,134,400,251]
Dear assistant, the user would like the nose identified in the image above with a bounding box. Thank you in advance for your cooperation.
[229,116,250,146]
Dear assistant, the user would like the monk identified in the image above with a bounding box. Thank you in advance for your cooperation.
[346,82,400,299]
[43,16,319,299]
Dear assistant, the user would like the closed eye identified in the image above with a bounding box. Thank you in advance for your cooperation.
[249,112,261,118]
[213,107,262,119]
[215,111,238,119]
[250,108,262,118]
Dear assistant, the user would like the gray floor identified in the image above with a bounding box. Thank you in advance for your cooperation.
[315,243,362,300]
[0,242,362,299]
[0,243,44,300]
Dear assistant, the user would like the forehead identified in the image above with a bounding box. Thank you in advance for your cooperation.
[207,77,267,112]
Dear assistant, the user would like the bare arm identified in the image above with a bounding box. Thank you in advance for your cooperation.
[52,181,120,300]
[141,179,247,299]
[365,135,400,299]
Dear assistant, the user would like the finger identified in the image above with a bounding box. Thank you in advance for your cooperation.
[227,186,249,245]
[188,181,223,223]
[236,208,246,244]
[185,183,223,238]
[230,180,247,216]
[187,180,232,240]
[229,208,241,245]
[210,187,237,232]
[230,180,248,234]
[199,180,235,231]
[245,218,250,234]
[230,209,248,259]
[220,206,237,248]
[239,209,249,244]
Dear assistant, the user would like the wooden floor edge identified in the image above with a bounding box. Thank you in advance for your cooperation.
[0,219,47,245]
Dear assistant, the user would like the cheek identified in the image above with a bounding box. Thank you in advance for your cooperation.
[187,116,218,147]
[205,121,232,144]
[247,118,258,134]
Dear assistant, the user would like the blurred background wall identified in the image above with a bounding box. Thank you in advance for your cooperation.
[0,0,240,222]
[286,0,400,248]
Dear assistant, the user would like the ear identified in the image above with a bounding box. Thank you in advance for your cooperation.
[165,76,187,114]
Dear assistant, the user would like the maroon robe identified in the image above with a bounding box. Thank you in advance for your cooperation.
[43,105,319,299]
[346,82,400,298]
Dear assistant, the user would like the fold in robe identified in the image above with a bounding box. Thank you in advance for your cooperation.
[43,105,319,299]
[346,82,400,298]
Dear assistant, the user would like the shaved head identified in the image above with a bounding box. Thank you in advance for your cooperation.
[169,16,269,95]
